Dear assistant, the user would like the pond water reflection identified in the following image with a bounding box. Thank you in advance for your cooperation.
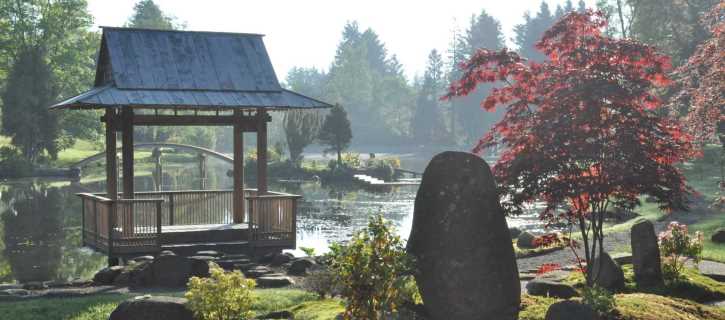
[0,155,544,283]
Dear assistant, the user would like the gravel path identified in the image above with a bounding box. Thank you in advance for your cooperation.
[517,230,632,271]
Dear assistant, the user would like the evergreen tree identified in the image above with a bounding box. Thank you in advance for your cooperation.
[325,21,414,145]
[126,0,176,29]
[514,1,555,62]
[0,0,100,157]
[2,47,61,163]
[629,0,718,65]
[318,105,352,164]
[283,111,322,167]
[411,50,448,145]
[448,10,505,146]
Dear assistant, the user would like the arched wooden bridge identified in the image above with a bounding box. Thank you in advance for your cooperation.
[71,142,234,168]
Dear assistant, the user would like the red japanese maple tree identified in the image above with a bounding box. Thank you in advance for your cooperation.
[446,10,695,286]
[669,1,724,189]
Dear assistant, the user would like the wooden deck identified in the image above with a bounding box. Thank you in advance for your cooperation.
[79,189,300,259]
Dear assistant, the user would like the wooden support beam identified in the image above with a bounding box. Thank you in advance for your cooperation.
[121,107,135,199]
[100,113,270,129]
[104,110,118,200]
[257,110,268,194]
[233,110,245,223]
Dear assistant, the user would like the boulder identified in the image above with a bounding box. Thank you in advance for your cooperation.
[93,266,124,285]
[271,253,294,266]
[591,252,625,291]
[509,227,522,239]
[712,229,725,244]
[151,255,210,287]
[407,151,520,320]
[526,271,578,299]
[544,300,598,320]
[256,275,294,288]
[109,296,193,320]
[517,231,537,249]
[631,220,663,287]
[288,258,316,275]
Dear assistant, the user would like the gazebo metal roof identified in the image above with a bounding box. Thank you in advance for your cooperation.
[51,27,332,110]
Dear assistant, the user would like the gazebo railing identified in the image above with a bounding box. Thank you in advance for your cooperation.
[79,193,164,256]
[247,191,300,248]
[80,189,300,255]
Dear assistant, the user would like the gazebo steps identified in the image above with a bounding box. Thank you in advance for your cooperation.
[161,240,250,256]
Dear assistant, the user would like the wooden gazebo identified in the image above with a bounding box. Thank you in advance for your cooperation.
[52,27,331,262]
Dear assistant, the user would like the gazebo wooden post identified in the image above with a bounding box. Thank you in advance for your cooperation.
[120,107,134,237]
[105,109,118,201]
[121,107,134,198]
[104,109,118,266]
[233,110,245,223]
[256,110,268,194]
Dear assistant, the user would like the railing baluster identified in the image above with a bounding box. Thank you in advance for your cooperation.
[169,193,174,226]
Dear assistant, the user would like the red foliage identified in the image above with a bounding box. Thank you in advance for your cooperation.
[446,10,694,218]
[446,11,695,284]
[536,263,562,275]
[669,2,724,147]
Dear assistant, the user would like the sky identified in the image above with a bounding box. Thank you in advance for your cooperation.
[87,0,596,81]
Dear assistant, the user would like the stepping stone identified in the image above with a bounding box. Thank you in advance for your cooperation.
[699,260,725,282]
[216,258,251,269]
[188,256,217,262]
[233,263,257,271]
[256,275,294,288]
[221,254,249,260]
[131,255,155,263]
[195,250,223,257]
[244,266,272,278]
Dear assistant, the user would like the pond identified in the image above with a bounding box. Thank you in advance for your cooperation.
[0,154,545,283]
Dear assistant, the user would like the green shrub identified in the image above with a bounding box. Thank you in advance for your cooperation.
[328,214,413,320]
[303,269,340,299]
[300,246,316,257]
[185,263,257,320]
[0,147,32,178]
[659,222,704,281]
[582,285,616,316]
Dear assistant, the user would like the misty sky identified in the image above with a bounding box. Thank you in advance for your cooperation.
[88,0,596,80]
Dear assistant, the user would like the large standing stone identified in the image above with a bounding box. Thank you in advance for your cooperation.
[109,296,194,320]
[591,252,625,291]
[631,220,663,287]
[407,151,520,320]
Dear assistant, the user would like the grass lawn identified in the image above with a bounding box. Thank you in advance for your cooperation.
[563,265,725,303]
[0,289,340,320]
[520,293,725,320]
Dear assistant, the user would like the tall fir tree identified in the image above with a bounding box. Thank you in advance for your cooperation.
[514,1,555,62]
[448,10,505,147]
[411,49,449,145]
